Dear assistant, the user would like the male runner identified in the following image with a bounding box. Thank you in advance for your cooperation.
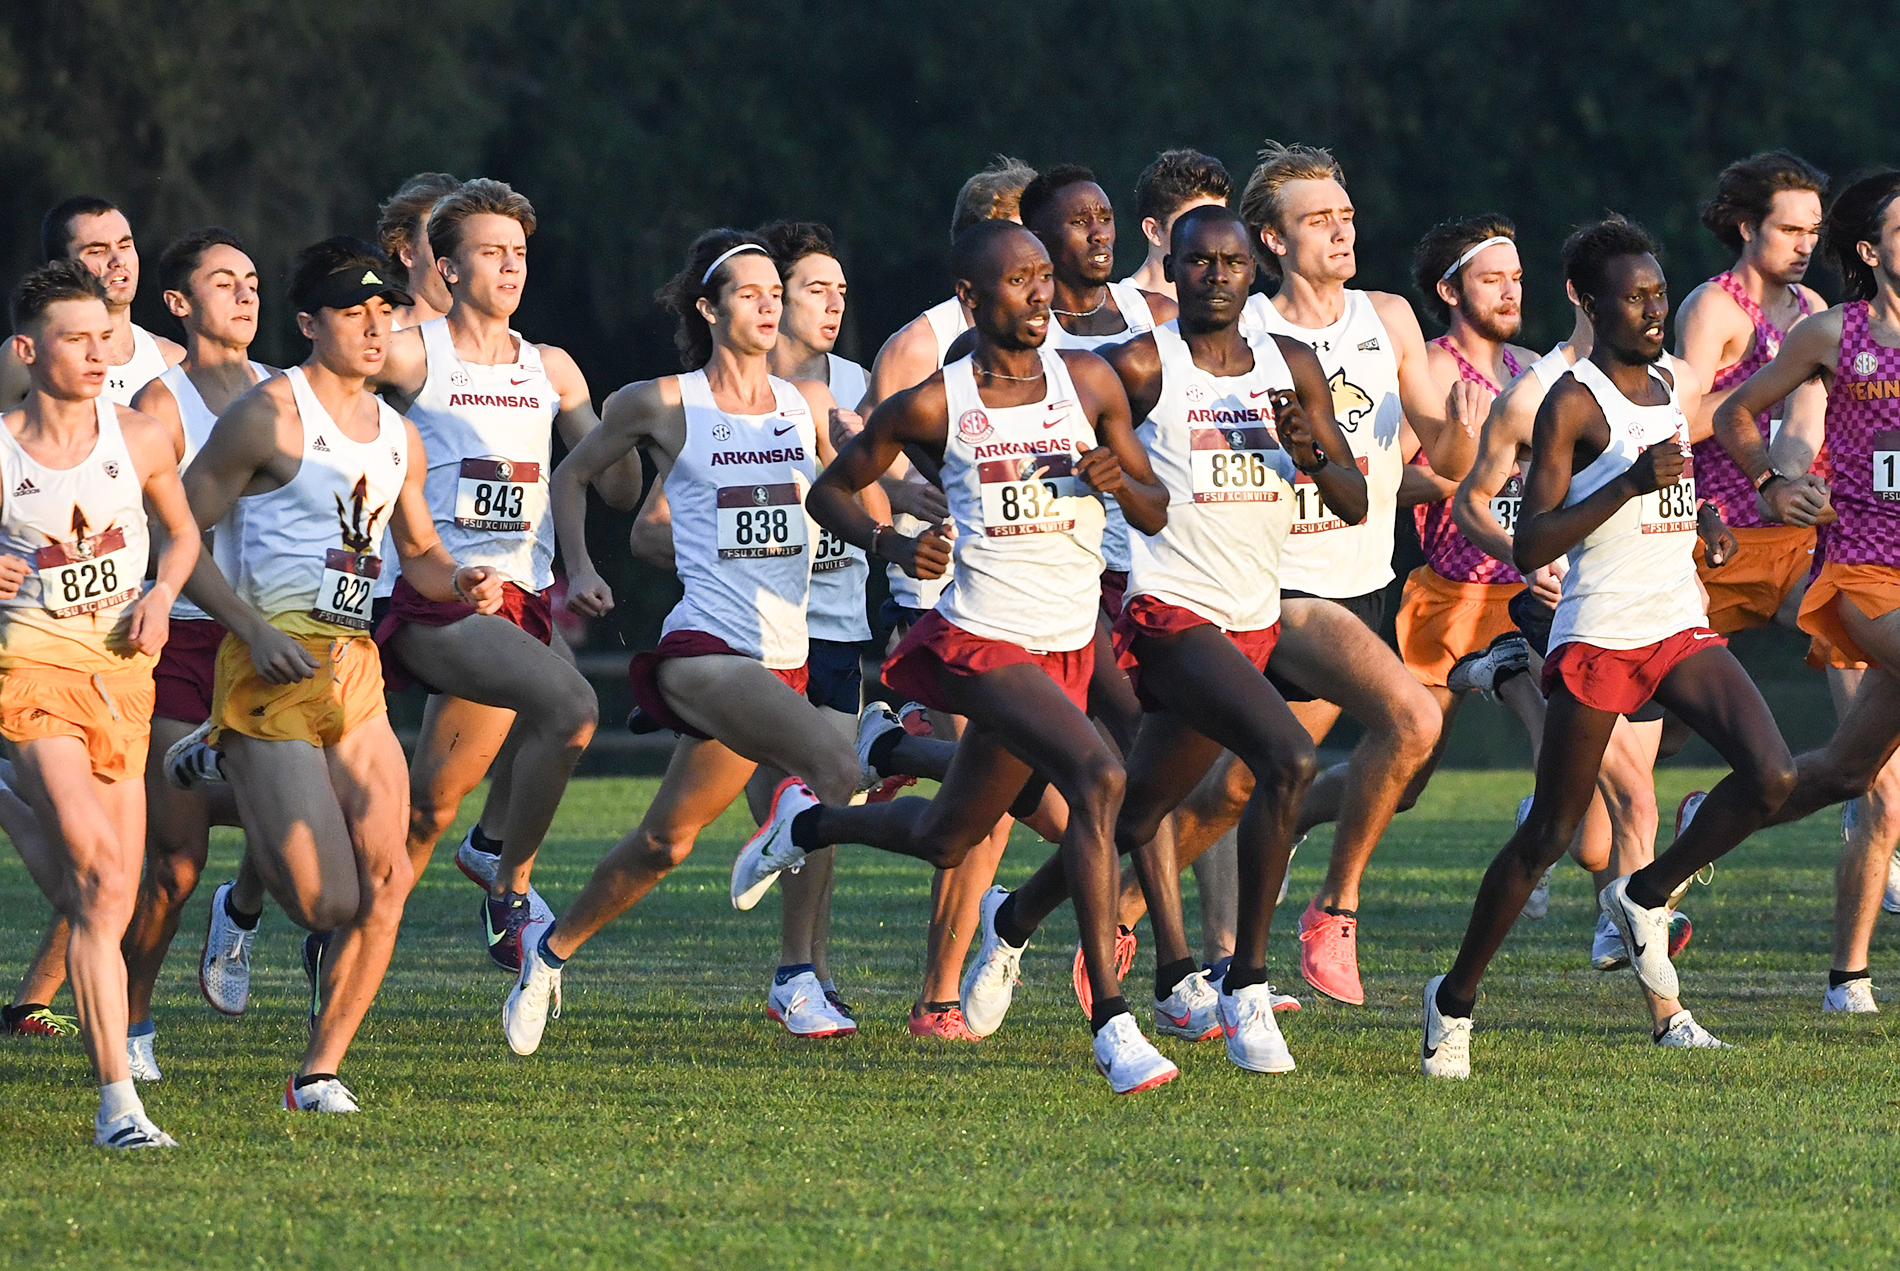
[180,236,505,1111]
[377,173,463,330]
[1123,149,1232,299]
[1422,217,1797,1076]
[0,260,198,1146]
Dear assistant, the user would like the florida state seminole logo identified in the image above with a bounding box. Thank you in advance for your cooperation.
[957,408,993,442]
[1857,350,1880,377]
[493,460,514,481]
[751,485,771,505]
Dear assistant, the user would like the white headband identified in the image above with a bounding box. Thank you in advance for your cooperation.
[702,243,768,285]
[1441,235,1514,282]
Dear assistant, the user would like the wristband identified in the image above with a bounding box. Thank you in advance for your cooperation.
[869,523,894,559]
[451,569,469,604]
[1295,445,1328,476]
[1752,466,1787,492]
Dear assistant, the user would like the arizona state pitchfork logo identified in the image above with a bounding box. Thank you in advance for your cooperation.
[334,476,388,554]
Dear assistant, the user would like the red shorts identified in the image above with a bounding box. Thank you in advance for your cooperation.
[373,576,553,693]
[882,610,1092,714]
[1111,595,1281,713]
[1541,627,1726,715]
[153,617,228,724]
[628,630,809,741]
[1099,569,1130,623]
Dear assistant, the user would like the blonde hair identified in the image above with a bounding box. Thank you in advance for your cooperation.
[950,156,1038,242]
[1238,141,1346,279]
[376,173,461,261]
[425,178,537,263]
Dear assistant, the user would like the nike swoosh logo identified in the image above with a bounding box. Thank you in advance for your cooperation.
[774,424,797,436]
[1159,1008,1191,1027]
[1250,389,1273,398]
[1221,1021,1239,1039]
[510,377,531,386]
[485,913,507,948]
[1692,632,1719,640]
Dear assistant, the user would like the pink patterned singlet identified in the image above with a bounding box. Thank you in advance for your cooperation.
[1691,271,1813,527]
[1820,301,1900,565]
[1413,337,1525,584]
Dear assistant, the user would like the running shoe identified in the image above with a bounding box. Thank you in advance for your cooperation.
[822,983,855,1021]
[766,970,856,1038]
[1071,927,1137,1018]
[483,892,534,974]
[1446,631,1531,701]
[1886,849,1900,915]
[503,919,562,1055]
[284,1075,360,1112]
[730,778,815,910]
[959,886,1025,1038]
[1218,980,1296,1073]
[1420,974,1472,1079]
[1153,969,1220,1041]
[1277,833,1303,905]
[1514,795,1553,921]
[162,718,225,790]
[3,1005,78,1037]
[1090,1013,1179,1095]
[453,827,555,922]
[1297,900,1365,1005]
[1823,978,1878,1014]
[1653,1010,1729,1049]
[908,1004,979,1040]
[199,880,256,1015]
[1591,911,1629,970]
[301,930,331,1030]
[1601,876,1679,1001]
[1668,791,1708,909]
[854,701,904,792]
[1267,984,1302,1013]
[127,1029,162,1083]
[95,1110,177,1149]
[1668,910,1693,959]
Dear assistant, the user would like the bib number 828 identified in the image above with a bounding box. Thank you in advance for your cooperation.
[59,557,119,604]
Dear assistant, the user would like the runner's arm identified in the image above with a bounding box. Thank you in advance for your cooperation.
[1713,310,1840,523]
[1761,377,1833,527]
[546,344,642,511]
[130,377,188,462]
[1400,461,1455,509]
[1066,350,1166,535]
[552,376,676,615]
[177,388,295,647]
[1099,333,1163,424]
[1277,336,1367,525]
[1376,292,1470,479]
[1673,283,1748,444]
[627,470,673,571]
[122,408,198,655]
[1450,382,1531,563]
[1515,378,1681,572]
[807,379,952,579]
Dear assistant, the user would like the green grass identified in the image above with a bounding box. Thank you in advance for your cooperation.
[1,770,1898,1269]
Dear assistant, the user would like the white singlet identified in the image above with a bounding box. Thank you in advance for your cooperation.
[662,370,817,669]
[404,318,560,592]
[921,297,972,364]
[105,325,170,407]
[1547,358,1704,651]
[935,346,1105,652]
[1129,323,1299,631]
[807,354,872,644]
[230,366,407,632]
[1047,281,1157,574]
[0,396,150,670]
[1240,290,1403,598]
[889,300,971,615]
[155,361,271,623]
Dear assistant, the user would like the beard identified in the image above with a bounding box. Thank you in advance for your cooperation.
[1458,299,1521,344]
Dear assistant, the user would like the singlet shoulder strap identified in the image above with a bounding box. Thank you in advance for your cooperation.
[675,369,713,412]
[1713,271,1768,328]
[419,315,457,367]
[1110,282,1155,334]
[1431,335,1502,394]
[1502,348,1525,379]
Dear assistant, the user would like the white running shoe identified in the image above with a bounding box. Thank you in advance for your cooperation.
[1420,974,1472,1079]
[1276,833,1303,905]
[766,970,856,1038]
[730,778,815,910]
[1217,980,1296,1073]
[1446,631,1532,701]
[284,1075,361,1112]
[199,880,256,1016]
[1153,969,1220,1040]
[1653,1010,1730,1049]
[1601,875,1680,1001]
[959,886,1026,1038]
[454,828,556,924]
[96,1109,177,1149]
[1590,911,1629,971]
[1267,984,1302,1013]
[163,718,225,790]
[503,918,563,1055]
[854,701,904,792]
[1823,978,1878,1014]
[1513,796,1553,920]
[127,1029,162,1083]
[1090,1013,1179,1095]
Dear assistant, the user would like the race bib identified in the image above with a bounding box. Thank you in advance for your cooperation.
[717,483,808,559]
[1642,478,1698,535]
[1874,430,1900,502]
[1490,472,1523,535]
[1189,427,1285,504]
[310,549,381,629]
[976,453,1079,537]
[34,529,139,619]
[455,458,544,532]
[1287,456,1369,534]
[811,525,859,574]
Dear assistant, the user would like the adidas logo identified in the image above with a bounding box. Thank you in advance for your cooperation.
[361,271,381,286]
[11,478,38,497]
[1358,338,1381,352]
[312,436,330,452]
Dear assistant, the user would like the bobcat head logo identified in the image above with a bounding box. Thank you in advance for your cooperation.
[334,475,388,554]
[1328,369,1375,432]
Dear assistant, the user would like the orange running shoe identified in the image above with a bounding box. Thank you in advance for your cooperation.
[1297,900,1365,1005]
[1071,927,1138,1017]
[908,1003,979,1040]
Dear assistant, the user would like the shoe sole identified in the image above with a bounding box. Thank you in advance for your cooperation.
[1227,1050,1296,1074]
[1155,1022,1221,1041]
[197,890,248,1018]
[766,1006,856,1038]
[1097,1061,1179,1094]
[1299,966,1366,1006]
[455,852,496,889]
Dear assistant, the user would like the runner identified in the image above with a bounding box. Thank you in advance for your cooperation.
[179,235,506,1111]
[1422,216,1797,1076]
[376,173,463,330]
[499,228,920,1049]
[0,260,199,1145]
[1123,149,1232,299]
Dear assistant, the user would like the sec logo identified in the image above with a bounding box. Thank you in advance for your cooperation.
[957,409,993,442]
[1183,383,1209,404]
[1856,350,1879,377]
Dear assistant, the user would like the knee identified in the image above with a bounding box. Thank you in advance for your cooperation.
[1245,737,1318,806]
[1509,811,1572,874]
[807,751,862,807]
[407,796,459,848]
[1752,753,1799,812]
[144,846,204,908]
[550,678,599,748]
[630,827,694,876]
[1071,753,1126,822]
[68,860,137,930]
[1389,687,1442,761]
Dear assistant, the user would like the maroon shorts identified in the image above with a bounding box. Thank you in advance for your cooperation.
[628,630,810,741]
[1112,595,1282,713]
[1099,569,1130,623]
[153,617,228,724]
[882,610,1092,714]
[1541,627,1726,715]
[373,576,553,693]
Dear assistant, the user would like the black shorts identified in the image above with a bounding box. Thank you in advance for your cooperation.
[807,638,865,714]
[1508,588,1665,723]
[878,598,932,635]
[1267,589,1387,704]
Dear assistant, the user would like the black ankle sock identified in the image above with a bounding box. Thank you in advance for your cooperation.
[1623,869,1671,911]
[1089,996,1129,1034]
[866,728,904,777]
[1154,957,1197,1000]
[1008,775,1051,821]
[993,893,1033,947]
[224,889,260,930]
[917,999,960,1016]
[470,824,504,854]
[773,963,814,986]
[1221,962,1268,994]
[790,807,823,851]
[1435,981,1475,1021]
[1323,905,1357,919]
[2,1003,47,1027]
[293,1072,336,1089]
[1829,967,1872,987]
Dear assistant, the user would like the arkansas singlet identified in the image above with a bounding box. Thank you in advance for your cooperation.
[105,324,170,407]
[1047,281,1157,575]
[1412,338,1524,585]
[1241,290,1403,598]
[888,299,970,617]
[1693,273,1815,527]
[935,346,1106,652]
[156,361,271,624]
[662,370,817,669]
[807,353,871,644]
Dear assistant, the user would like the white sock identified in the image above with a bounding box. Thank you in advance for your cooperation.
[98,1077,141,1125]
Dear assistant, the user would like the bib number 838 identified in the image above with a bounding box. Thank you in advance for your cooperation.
[732,507,792,546]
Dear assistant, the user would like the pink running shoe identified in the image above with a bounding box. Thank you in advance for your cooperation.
[908,1004,979,1041]
[1298,900,1365,1005]
[1071,927,1138,1017]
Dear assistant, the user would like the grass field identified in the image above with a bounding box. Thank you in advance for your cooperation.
[1,770,1898,1269]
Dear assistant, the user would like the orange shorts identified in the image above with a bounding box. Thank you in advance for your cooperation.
[1797,561,1900,672]
[0,664,155,782]
[1695,524,1816,635]
[1394,565,1523,688]
[210,630,387,749]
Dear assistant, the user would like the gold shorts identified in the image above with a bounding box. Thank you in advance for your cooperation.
[0,664,154,782]
[1394,566,1523,688]
[210,630,386,749]
[1696,524,1816,635]
[1796,561,1900,672]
